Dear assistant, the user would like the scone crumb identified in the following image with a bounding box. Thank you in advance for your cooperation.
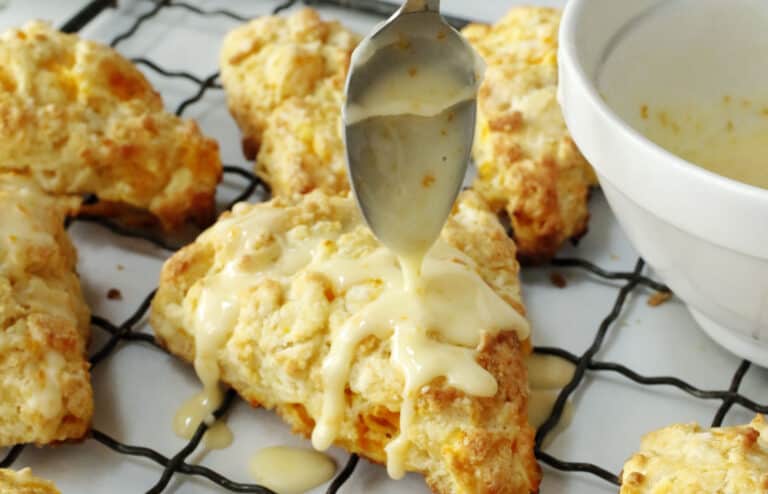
[647,291,672,307]
[550,272,567,289]
[107,288,123,300]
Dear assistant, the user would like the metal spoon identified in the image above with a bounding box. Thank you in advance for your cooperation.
[343,0,482,265]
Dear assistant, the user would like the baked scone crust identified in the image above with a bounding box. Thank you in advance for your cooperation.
[151,191,540,494]
[220,8,359,196]
[0,174,92,446]
[463,7,598,262]
[0,469,61,494]
[0,21,222,230]
[620,415,768,494]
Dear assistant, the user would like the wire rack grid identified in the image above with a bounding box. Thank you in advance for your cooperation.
[1,1,766,493]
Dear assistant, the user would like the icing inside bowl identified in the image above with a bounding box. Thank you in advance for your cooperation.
[597,0,768,190]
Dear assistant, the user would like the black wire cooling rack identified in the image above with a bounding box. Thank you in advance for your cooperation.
[2,1,767,493]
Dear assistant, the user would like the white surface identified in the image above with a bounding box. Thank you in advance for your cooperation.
[559,0,768,364]
[2,1,766,493]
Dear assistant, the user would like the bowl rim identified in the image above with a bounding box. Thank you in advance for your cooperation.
[559,0,768,202]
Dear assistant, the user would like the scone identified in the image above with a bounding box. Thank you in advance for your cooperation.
[463,7,598,262]
[620,415,768,493]
[0,21,222,230]
[0,175,92,446]
[220,8,359,196]
[151,191,541,493]
[0,469,60,494]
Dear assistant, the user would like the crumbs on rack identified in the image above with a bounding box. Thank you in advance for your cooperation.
[647,291,672,307]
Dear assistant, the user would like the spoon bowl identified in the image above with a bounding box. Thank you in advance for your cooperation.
[343,0,483,263]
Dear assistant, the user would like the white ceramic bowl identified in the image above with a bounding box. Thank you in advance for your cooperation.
[558,0,768,366]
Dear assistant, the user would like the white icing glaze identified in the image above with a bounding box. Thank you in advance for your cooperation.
[526,355,576,448]
[173,206,329,448]
[173,391,233,451]
[249,446,336,494]
[310,241,528,478]
[330,21,505,477]
[204,421,234,450]
[633,101,768,190]
[181,203,529,477]
[527,354,576,390]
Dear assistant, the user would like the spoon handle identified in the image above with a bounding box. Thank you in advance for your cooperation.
[400,0,439,14]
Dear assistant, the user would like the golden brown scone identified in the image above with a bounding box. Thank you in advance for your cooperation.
[0,21,222,230]
[220,8,359,196]
[151,191,540,493]
[620,415,768,494]
[0,469,61,494]
[463,7,598,262]
[0,174,92,446]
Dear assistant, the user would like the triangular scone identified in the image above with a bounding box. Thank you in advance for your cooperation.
[620,415,768,494]
[463,7,598,262]
[151,191,541,494]
[0,468,61,494]
[220,8,359,196]
[0,174,92,446]
[0,21,222,230]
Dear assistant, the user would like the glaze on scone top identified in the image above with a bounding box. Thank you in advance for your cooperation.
[151,191,541,494]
